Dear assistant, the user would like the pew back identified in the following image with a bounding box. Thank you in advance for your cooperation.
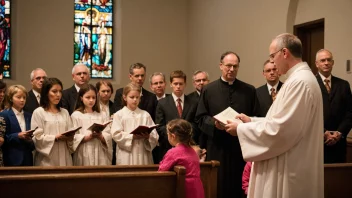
[324,163,352,198]
[0,161,219,198]
[0,166,186,198]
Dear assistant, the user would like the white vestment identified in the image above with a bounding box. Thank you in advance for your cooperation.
[110,107,159,165]
[237,62,324,198]
[71,111,113,166]
[31,107,73,166]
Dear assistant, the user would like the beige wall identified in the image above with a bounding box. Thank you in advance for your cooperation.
[8,0,352,94]
[295,0,352,85]
[10,0,189,94]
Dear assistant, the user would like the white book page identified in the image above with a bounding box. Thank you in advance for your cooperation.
[213,107,243,125]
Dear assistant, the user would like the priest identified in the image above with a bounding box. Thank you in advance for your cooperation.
[195,51,260,198]
[225,33,324,198]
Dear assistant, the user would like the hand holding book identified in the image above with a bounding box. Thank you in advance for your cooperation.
[87,120,112,133]
[213,107,243,126]
[130,124,158,135]
[61,126,82,137]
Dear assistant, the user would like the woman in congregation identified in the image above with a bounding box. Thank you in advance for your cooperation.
[31,77,74,166]
[110,83,159,165]
[96,80,117,165]
[71,84,112,166]
[0,85,34,166]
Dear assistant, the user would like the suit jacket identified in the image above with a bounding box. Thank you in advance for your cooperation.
[316,75,352,163]
[108,100,117,116]
[0,109,34,166]
[187,91,200,102]
[62,85,78,115]
[155,94,199,161]
[256,81,283,117]
[23,90,40,114]
[113,87,157,121]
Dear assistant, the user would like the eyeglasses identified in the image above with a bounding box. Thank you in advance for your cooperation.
[34,76,46,81]
[222,64,239,70]
[269,48,283,60]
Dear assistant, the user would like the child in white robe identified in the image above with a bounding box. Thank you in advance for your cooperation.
[71,84,112,166]
[110,83,159,165]
[32,78,73,166]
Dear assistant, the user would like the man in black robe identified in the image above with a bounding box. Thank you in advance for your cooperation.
[195,51,260,198]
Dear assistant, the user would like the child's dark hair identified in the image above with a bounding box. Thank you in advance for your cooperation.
[167,119,196,146]
[122,83,141,106]
[75,84,100,113]
[40,77,62,111]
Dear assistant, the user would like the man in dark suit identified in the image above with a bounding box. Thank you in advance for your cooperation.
[23,68,47,113]
[155,70,199,163]
[61,63,90,115]
[149,72,169,100]
[256,60,283,117]
[187,70,209,101]
[315,49,352,163]
[113,63,157,121]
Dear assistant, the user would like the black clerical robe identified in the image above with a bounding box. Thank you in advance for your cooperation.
[195,78,260,198]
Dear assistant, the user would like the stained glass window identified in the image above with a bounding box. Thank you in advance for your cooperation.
[74,0,113,79]
[0,0,11,78]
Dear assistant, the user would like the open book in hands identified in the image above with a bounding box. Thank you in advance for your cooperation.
[213,107,243,126]
[130,124,159,135]
[25,127,39,137]
[87,120,112,133]
[61,126,82,137]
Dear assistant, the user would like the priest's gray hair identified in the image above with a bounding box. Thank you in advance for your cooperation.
[274,33,302,59]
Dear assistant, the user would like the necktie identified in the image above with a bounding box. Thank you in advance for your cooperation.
[271,88,277,101]
[176,98,182,118]
[37,95,41,104]
[324,79,331,94]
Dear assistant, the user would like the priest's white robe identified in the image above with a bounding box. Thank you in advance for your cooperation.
[31,107,73,166]
[110,107,159,165]
[237,62,324,198]
[71,111,113,166]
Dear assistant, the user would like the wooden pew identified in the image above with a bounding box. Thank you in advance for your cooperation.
[0,166,186,198]
[324,163,352,198]
[0,160,220,198]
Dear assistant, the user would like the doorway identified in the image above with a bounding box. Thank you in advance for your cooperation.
[294,18,324,74]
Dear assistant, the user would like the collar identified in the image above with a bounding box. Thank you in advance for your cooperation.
[12,107,24,115]
[74,84,80,92]
[32,89,40,98]
[196,90,200,96]
[220,76,235,85]
[318,72,331,83]
[172,93,185,102]
[267,82,279,93]
[156,93,166,100]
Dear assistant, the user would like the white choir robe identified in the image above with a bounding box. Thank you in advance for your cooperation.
[237,62,324,198]
[71,111,113,166]
[31,107,74,166]
[110,106,159,165]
